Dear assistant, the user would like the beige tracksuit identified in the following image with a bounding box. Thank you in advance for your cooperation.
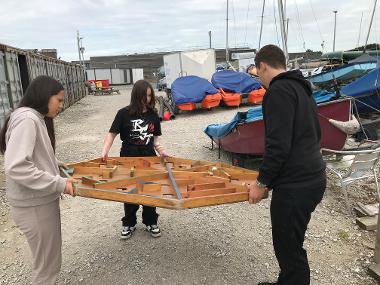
[4,107,67,285]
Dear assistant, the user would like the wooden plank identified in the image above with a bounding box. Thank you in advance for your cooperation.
[187,187,236,198]
[181,192,248,209]
[76,187,180,209]
[137,182,162,193]
[356,215,378,230]
[81,176,99,187]
[131,168,164,177]
[74,166,104,175]
[187,182,226,191]
[368,263,380,282]
[94,173,168,189]
[175,179,195,186]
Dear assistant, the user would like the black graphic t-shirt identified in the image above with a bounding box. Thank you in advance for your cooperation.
[109,107,161,150]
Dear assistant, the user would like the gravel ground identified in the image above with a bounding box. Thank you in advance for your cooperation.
[0,86,379,285]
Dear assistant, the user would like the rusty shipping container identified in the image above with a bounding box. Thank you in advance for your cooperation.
[0,43,87,124]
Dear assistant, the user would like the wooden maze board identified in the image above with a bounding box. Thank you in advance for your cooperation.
[61,157,258,209]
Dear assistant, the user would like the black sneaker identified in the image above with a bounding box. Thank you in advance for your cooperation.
[120,226,136,239]
[145,224,161,238]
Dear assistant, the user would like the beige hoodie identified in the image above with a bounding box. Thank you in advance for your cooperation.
[4,107,66,207]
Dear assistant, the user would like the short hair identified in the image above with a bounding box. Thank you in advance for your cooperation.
[255,45,286,69]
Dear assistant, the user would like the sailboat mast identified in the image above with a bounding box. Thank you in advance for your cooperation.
[258,0,266,49]
[363,0,378,53]
[226,0,229,62]
[277,0,288,62]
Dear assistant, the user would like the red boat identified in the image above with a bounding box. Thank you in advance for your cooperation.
[212,98,352,155]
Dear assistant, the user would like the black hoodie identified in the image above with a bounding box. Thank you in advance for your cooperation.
[257,70,326,190]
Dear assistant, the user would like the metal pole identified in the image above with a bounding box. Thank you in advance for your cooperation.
[333,11,337,52]
[364,0,378,53]
[209,30,212,48]
[77,31,81,64]
[258,0,266,49]
[277,0,288,62]
[226,0,229,62]
[357,12,364,48]
[375,213,380,263]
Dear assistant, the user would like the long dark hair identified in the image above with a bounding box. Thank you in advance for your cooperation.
[0,75,64,154]
[128,80,156,116]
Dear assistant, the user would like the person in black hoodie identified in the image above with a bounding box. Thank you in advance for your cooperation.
[247,45,326,285]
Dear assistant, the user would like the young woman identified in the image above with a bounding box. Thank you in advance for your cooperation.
[102,80,168,239]
[0,75,74,285]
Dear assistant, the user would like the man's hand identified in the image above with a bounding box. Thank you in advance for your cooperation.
[246,181,269,204]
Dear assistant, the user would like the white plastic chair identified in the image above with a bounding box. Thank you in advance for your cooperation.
[322,147,380,215]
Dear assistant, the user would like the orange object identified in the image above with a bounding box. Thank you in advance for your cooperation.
[248,87,266,105]
[177,102,197,111]
[219,89,241,107]
[201,93,222,109]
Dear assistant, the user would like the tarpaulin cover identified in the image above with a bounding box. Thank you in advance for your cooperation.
[341,67,380,112]
[211,70,261,93]
[171,76,218,104]
[204,91,336,139]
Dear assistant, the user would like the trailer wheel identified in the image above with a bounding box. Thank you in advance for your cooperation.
[354,126,379,142]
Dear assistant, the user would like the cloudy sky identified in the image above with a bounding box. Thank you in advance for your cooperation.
[1,0,379,61]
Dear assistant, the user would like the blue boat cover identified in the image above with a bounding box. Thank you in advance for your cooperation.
[171,76,219,105]
[211,70,261,93]
[341,67,380,112]
[204,91,336,139]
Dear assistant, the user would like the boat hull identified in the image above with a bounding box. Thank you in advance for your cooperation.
[213,99,351,155]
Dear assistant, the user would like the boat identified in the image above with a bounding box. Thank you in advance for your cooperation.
[61,156,258,209]
[308,62,376,89]
[204,94,352,156]
[341,67,380,113]
[211,70,264,106]
[170,75,222,111]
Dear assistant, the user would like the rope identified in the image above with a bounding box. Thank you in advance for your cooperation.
[308,0,324,45]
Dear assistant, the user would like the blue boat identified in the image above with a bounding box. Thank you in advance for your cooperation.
[341,67,380,113]
[308,62,376,89]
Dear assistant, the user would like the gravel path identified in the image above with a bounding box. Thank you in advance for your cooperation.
[0,86,378,285]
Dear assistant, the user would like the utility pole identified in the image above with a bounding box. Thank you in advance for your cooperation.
[77,31,81,65]
[226,0,229,62]
[208,30,212,48]
[364,0,378,53]
[258,0,266,49]
[333,10,338,52]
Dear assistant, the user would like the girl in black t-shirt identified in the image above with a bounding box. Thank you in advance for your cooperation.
[102,80,168,239]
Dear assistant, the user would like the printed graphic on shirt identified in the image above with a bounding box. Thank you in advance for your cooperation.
[130,119,155,145]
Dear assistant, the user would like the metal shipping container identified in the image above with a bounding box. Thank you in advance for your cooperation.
[0,51,12,127]
[5,51,23,108]
[0,43,87,123]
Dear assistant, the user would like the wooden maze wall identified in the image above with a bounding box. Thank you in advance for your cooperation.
[62,157,258,209]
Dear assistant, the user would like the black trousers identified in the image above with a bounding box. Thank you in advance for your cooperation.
[271,179,326,285]
[120,145,159,227]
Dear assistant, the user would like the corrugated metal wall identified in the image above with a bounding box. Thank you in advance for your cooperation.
[0,43,87,124]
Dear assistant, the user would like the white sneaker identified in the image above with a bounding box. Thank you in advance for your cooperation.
[120,226,136,239]
[145,224,161,238]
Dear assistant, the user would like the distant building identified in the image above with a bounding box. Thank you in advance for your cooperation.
[75,48,323,84]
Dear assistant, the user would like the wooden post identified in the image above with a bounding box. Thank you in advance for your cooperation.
[369,208,380,280]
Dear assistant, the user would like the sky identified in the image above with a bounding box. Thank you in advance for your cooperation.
[0,0,379,62]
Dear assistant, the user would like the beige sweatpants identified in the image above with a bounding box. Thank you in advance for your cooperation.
[11,198,62,285]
